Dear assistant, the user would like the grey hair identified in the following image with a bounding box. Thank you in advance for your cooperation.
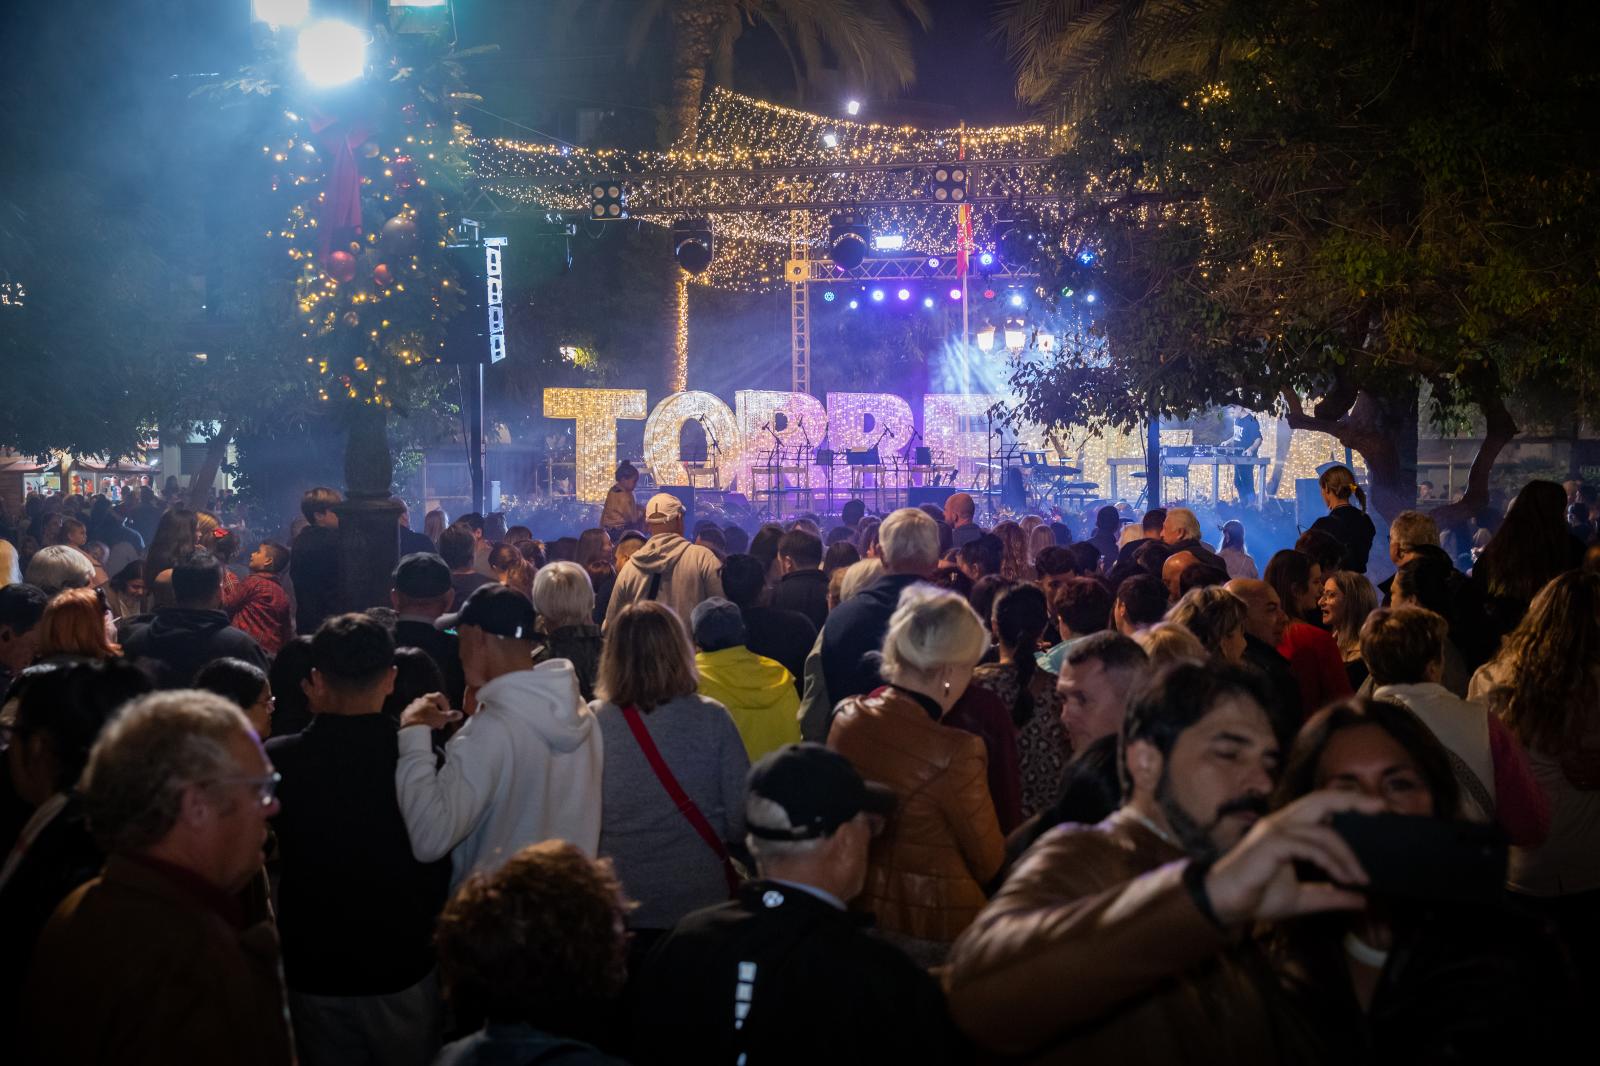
[877,508,940,572]
[744,794,828,865]
[81,690,253,854]
[838,558,884,603]
[24,545,95,595]
[880,584,989,685]
[533,560,595,629]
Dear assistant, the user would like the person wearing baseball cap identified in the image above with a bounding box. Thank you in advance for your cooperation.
[395,584,604,887]
[628,744,966,1065]
[603,491,724,631]
[390,552,465,706]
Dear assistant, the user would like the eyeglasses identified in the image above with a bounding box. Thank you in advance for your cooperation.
[206,771,281,808]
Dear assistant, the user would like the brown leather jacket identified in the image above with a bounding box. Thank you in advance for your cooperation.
[944,809,1326,1065]
[828,686,1005,943]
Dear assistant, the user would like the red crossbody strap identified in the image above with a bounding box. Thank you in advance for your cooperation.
[620,704,740,896]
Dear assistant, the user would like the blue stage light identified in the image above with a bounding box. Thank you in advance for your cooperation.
[978,252,995,268]
[1009,293,1025,308]
[871,289,885,302]
[1085,292,1098,303]
[922,296,935,308]
[1078,250,1097,265]
[822,290,836,303]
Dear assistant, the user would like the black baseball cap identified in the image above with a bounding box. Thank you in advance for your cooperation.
[746,743,897,840]
[435,583,537,640]
[393,553,451,599]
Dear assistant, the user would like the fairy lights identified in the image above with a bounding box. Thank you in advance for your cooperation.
[673,275,689,392]
[542,388,649,502]
[642,391,741,487]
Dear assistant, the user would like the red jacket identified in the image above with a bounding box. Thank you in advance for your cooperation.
[223,573,294,656]
[1276,621,1352,717]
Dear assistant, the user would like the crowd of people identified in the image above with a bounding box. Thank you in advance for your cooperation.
[0,461,1597,1064]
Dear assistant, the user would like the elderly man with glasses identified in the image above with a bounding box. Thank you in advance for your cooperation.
[20,689,293,1066]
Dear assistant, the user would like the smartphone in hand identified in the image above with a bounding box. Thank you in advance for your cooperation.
[1319,812,1507,905]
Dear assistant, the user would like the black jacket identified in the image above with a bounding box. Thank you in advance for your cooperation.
[531,624,604,703]
[742,605,816,693]
[290,525,341,635]
[1309,505,1377,574]
[1242,634,1304,740]
[123,607,269,687]
[629,880,967,1066]
[0,794,101,1036]
[820,574,925,702]
[770,568,829,631]
[394,617,467,707]
[265,714,451,996]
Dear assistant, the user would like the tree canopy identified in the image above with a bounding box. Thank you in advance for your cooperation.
[1007,0,1600,519]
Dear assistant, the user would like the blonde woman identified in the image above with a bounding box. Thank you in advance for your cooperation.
[992,521,1032,581]
[1306,464,1376,573]
[1318,570,1378,689]
[827,586,1004,962]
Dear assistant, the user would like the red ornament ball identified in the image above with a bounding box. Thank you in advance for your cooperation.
[373,263,393,286]
[327,250,358,283]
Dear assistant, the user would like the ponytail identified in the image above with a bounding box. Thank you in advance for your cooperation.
[1352,483,1368,512]
[1319,465,1366,512]
[992,584,1050,728]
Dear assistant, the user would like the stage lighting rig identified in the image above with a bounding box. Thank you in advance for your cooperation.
[589,179,628,220]
[996,217,1045,269]
[828,212,871,269]
[296,20,366,87]
[926,164,968,204]
[672,218,714,274]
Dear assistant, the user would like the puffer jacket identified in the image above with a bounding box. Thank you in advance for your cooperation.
[827,686,1004,943]
[695,646,801,762]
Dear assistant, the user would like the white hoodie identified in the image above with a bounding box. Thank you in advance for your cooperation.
[396,658,604,886]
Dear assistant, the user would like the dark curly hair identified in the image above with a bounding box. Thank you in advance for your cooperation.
[436,841,631,1029]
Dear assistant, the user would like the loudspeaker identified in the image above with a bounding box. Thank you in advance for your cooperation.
[655,485,695,528]
[907,486,950,510]
[1295,478,1323,530]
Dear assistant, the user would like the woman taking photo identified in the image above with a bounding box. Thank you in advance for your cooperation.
[1271,698,1578,1058]
[827,586,1004,963]
[591,602,750,964]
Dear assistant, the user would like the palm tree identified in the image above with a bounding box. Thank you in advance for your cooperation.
[570,0,932,145]
[993,0,1230,120]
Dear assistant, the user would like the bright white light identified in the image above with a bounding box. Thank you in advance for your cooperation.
[1085,292,1098,303]
[927,256,941,268]
[897,288,911,301]
[1005,327,1027,350]
[846,99,862,116]
[253,0,309,27]
[872,234,906,252]
[848,299,859,309]
[298,20,367,88]
[922,297,935,308]
[821,131,840,149]
[976,327,995,352]
[1009,293,1025,308]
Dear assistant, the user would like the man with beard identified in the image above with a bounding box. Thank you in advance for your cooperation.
[944,662,1383,1065]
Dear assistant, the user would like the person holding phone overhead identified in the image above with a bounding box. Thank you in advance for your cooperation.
[1268,698,1578,1061]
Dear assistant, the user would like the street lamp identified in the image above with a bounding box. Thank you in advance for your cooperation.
[297,19,367,88]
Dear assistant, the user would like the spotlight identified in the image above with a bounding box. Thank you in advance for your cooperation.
[982,288,996,300]
[253,0,309,27]
[821,130,840,149]
[829,212,871,269]
[297,20,366,87]
[846,99,862,116]
[589,179,627,220]
[1060,286,1076,298]
[848,299,859,309]
[922,296,935,308]
[1085,292,1098,303]
[671,217,713,274]
[927,164,968,204]
[822,290,836,303]
[1078,249,1097,265]
[927,256,941,269]
[948,288,962,301]
[897,288,911,301]
[871,288,886,302]
[978,251,995,268]
[871,234,906,252]
[1009,293,1025,308]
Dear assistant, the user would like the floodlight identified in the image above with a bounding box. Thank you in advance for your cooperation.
[822,131,840,149]
[846,99,862,116]
[672,218,713,274]
[297,20,366,88]
[829,212,871,269]
[870,289,885,302]
[896,288,911,301]
[253,0,309,28]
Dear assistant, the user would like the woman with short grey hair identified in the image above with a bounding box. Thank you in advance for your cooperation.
[530,561,602,702]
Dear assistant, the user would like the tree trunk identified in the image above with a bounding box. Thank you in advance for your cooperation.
[186,418,236,512]
[1283,381,1419,524]
[1429,385,1519,529]
[336,404,402,613]
[668,4,722,145]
